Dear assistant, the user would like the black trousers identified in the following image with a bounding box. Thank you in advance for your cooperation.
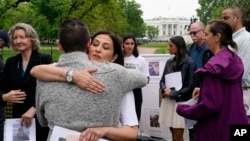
[133,88,143,122]
[35,116,49,141]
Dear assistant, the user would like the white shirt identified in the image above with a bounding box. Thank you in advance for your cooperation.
[233,27,250,87]
[120,55,149,126]
[119,91,138,126]
[124,55,149,76]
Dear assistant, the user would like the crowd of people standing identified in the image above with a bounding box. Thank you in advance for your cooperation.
[0,18,149,141]
[161,5,249,141]
[0,4,249,141]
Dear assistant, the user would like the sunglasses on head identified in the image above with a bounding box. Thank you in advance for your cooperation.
[189,29,203,35]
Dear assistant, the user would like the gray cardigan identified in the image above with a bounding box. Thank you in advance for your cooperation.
[35,51,148,139]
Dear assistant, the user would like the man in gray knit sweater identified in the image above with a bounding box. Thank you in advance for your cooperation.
[35,18,148,140]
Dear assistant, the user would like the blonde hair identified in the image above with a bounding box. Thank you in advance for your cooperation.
[9,23,40,51]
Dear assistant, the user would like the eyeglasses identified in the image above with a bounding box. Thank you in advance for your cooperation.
[189,29,203,35]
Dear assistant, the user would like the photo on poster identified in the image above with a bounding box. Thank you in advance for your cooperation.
[149,111,160,128]
[58,137,66,141]
[149,62,160,76]
[144,109,165,138]
[142,54,173,85]
[13,124,30,141]
[4,118,36,141]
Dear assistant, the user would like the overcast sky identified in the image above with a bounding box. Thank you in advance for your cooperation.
[135,0,200,19]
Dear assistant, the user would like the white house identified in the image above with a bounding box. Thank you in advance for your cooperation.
[144,17,191,42]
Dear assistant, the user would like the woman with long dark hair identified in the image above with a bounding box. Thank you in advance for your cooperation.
[122,34,149,122]
[159,36,196,141]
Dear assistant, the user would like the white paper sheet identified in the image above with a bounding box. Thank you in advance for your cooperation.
[50,126,108,141]
[4,118,36,141]
[183,98,198,128]
[164,71,182,90]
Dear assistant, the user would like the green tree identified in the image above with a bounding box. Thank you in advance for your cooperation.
[32,0,128,35]
[147,25,159,40]
[1,2,55,43]
[197,0,233,24]
[82,0,128,35]
[237,0,250,31]
[119,0,145,37]
[197,0,250,28]
[0,0,146,39]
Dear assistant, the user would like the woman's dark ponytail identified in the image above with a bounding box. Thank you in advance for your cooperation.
[227,40,238,50]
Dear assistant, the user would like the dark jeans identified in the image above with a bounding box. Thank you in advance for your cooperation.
[0,107,5,141]
[133,88,143,122]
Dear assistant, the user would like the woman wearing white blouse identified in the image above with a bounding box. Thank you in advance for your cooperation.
[122,34,149,122]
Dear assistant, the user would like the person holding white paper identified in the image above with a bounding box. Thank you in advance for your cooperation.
[159,36,196,141]
[0,23,52,141]
[177,20,248,141]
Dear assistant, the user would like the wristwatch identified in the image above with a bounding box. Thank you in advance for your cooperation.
[66,70,73,83]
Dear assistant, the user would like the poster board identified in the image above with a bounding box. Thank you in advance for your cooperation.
[4,118,36,141]
[140,54,189,140]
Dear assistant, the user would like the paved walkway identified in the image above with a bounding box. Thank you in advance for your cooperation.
[138,47,157,54]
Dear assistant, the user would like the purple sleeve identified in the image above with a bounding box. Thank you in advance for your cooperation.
[176,75,223,120]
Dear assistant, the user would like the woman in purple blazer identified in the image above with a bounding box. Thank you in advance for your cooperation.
[177,20,248,141]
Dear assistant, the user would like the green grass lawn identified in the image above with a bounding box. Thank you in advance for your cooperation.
[1,45,62,63]
[0,42,169,62]
[140,42,168,48]
[140,42,168,54]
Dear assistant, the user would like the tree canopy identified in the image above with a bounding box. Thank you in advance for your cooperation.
[3,0,250,42]
[197,0,250,30]
[0,0,147,42]
[147,25,159,40]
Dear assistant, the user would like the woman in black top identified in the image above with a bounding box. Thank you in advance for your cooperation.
[0,23,52,141]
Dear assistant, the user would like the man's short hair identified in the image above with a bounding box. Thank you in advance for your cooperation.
[228,5,243,18]
[59,18,90,52]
